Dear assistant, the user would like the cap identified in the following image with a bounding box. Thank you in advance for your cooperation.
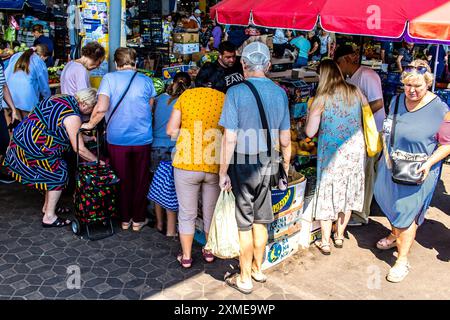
[194,9,202,14]
[242,41,271,66]
[333,44,355,61]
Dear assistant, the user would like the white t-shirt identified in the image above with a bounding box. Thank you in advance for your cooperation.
[347,66,385,132]
[60,61,90,96]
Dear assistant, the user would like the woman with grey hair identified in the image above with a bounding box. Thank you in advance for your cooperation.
[3,88,101,228]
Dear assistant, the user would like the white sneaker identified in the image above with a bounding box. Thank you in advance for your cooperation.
[386,261,411,283]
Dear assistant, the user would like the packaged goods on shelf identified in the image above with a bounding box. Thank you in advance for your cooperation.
[173,43,200,55]
[172,33,199,44]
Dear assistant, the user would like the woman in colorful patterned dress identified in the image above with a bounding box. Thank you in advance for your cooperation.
[305,59,367,255]
[3,89,100,228]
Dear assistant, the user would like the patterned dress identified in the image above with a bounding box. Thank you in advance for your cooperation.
[3,95,81,191]
[313,95,366,221]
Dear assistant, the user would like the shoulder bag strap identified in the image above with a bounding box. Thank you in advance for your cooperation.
[243,80,272,157]
[106,71,138,130]
[389,94,401,150]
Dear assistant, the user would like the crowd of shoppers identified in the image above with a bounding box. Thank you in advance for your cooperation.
[0,18,449,294]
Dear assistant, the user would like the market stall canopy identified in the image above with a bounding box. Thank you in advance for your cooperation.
[210,0,450,42]
[0,0,47,12]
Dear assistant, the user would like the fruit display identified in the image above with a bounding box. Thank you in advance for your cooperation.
[298,166,316,178]
[47,64,65,84]
[297,137,317,157]
[151,77,165,95]
[137,68,155,78]
[199,51,219,66]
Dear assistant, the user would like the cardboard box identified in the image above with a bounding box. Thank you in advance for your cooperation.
[191,52,203,63]
[173,53,192,64]
[173,43,200,55]
[292,68,319,81]
[173,33,199,44]
[268,70,293,79]
[268,208,302,241]
[271,179,306,218]
[262,233,299,270]
[162,65,191,80]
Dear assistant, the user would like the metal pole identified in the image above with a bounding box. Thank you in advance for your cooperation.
[432,44,439,93]
[109,0,122,72]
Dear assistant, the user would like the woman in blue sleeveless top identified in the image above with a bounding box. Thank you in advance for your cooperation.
[374,60,450,283]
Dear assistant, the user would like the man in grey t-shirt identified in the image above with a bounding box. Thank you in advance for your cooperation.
[219,42,291,294]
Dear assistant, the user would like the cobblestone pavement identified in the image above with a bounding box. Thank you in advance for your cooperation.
[0,165,449,300]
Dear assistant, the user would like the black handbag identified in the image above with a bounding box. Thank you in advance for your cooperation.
[243,80,288,191]
[100,71,138,157]
[389,95,427,185]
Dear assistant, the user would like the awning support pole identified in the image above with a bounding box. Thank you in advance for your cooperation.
[432,45,439,93]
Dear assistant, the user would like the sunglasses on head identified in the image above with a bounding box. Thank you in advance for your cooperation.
[404,65,428,74]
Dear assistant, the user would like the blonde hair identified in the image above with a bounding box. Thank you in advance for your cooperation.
[75,88,97,107]
[312,59,359,109]
[401,59,434,88]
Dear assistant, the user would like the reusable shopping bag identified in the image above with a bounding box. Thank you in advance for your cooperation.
[205,191,240,259]
[362,104,383,157]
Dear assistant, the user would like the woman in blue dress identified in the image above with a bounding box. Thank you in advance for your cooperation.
[374,60,450,283]
[4,44,51,118]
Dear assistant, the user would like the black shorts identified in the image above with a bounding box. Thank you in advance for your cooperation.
[228,153,273,231]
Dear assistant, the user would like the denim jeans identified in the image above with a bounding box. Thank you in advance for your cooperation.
[293,57,308,68]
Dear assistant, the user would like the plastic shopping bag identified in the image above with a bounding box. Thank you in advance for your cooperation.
[205,191,240,259]
[362,104,383,157]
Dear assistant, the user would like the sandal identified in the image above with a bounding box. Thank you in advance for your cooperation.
[177,253,192,268]
[121,220,132,230]
[41,206,71,216]
[251,271,267,283]
[314,240,331,255]
[376,234,397,250]
[42,217,71,228]
[332,236,344,249]
[202,247,215,263]
[386,261,411,283]
[225,273,253,295]
[132,218,149,232]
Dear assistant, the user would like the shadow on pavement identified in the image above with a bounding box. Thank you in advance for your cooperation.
[348,219,397,267]
[415,218,450,263]
[430,178,450,217]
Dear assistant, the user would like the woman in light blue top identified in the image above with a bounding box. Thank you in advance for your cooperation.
[374,60,450,283]
[82,47,156,232]
[4,44,51,118]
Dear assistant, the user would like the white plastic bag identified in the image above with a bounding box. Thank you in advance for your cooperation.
[205,191,240,259]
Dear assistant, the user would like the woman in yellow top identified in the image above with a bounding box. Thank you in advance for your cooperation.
[167,64,225,268]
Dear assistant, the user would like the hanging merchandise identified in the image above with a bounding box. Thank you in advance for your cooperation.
[80,0,109,87]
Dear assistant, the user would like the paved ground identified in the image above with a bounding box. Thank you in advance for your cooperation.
[0,165,449,300]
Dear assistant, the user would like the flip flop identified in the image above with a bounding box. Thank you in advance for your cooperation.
[42,217,71,228]
[202,247,215,263]
[177,253,192,268]
[41,207,71,216]
[225,273,253,295]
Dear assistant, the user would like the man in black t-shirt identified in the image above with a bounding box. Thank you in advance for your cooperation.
[307,31,321,62]
[201,41,244,92]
